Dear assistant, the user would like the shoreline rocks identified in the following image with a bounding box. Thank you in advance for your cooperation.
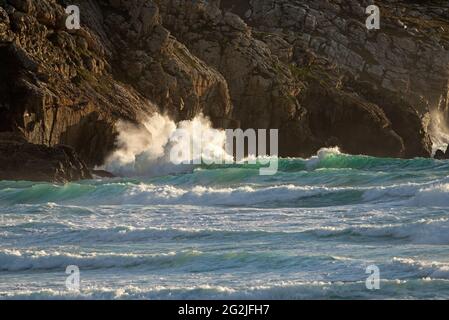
[0,132,92,182]
[434,146,449,160]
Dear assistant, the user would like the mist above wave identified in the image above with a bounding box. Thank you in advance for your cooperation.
[103,114,230,177]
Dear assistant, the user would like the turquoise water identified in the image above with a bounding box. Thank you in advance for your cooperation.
[1,149,449,299]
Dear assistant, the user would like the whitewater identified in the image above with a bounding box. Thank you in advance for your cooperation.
[0,114,449,299]
[0,147,449,299]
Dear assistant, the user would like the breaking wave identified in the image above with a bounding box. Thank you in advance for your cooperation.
[1,148,449,208]
[2,138,449,300]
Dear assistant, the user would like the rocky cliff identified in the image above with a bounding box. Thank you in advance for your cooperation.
[1,0,448,181]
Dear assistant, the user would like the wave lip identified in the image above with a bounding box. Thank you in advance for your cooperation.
[1,145,449,207]
[311,217,449,244]
[393,258,449,280]
[410,183,449,207]
[0,249,202,272]
[8,218,449,246]
[1,179,449,208]
[3,278,449,300]
[0,249,338,273]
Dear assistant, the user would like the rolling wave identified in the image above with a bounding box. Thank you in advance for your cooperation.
[0,180,448,208]
[3,279,449,300]
[1,148,449,299]
[0,248,339,272]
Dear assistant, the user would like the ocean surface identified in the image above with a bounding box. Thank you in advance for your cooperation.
[1,149,449,299]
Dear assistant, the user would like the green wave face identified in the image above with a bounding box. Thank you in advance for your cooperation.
[0,150,448,207]
[1,149,449,300]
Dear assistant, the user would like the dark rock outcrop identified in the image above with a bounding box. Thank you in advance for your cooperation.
[434,145,449,160]
[0,132,92,182]
[434,149,446,160]
[0,3,157,167]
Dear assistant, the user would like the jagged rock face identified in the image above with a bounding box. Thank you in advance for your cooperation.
[159,0,440,157]
[1,0,447,173]
[158,0,320,157]
[0,0,158,166]
[434,147,449,160]
[0,0,234,168]
[0,132,92,182]
[235,0,449,113]
[87,0,233,124]
[217,0,448,157]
